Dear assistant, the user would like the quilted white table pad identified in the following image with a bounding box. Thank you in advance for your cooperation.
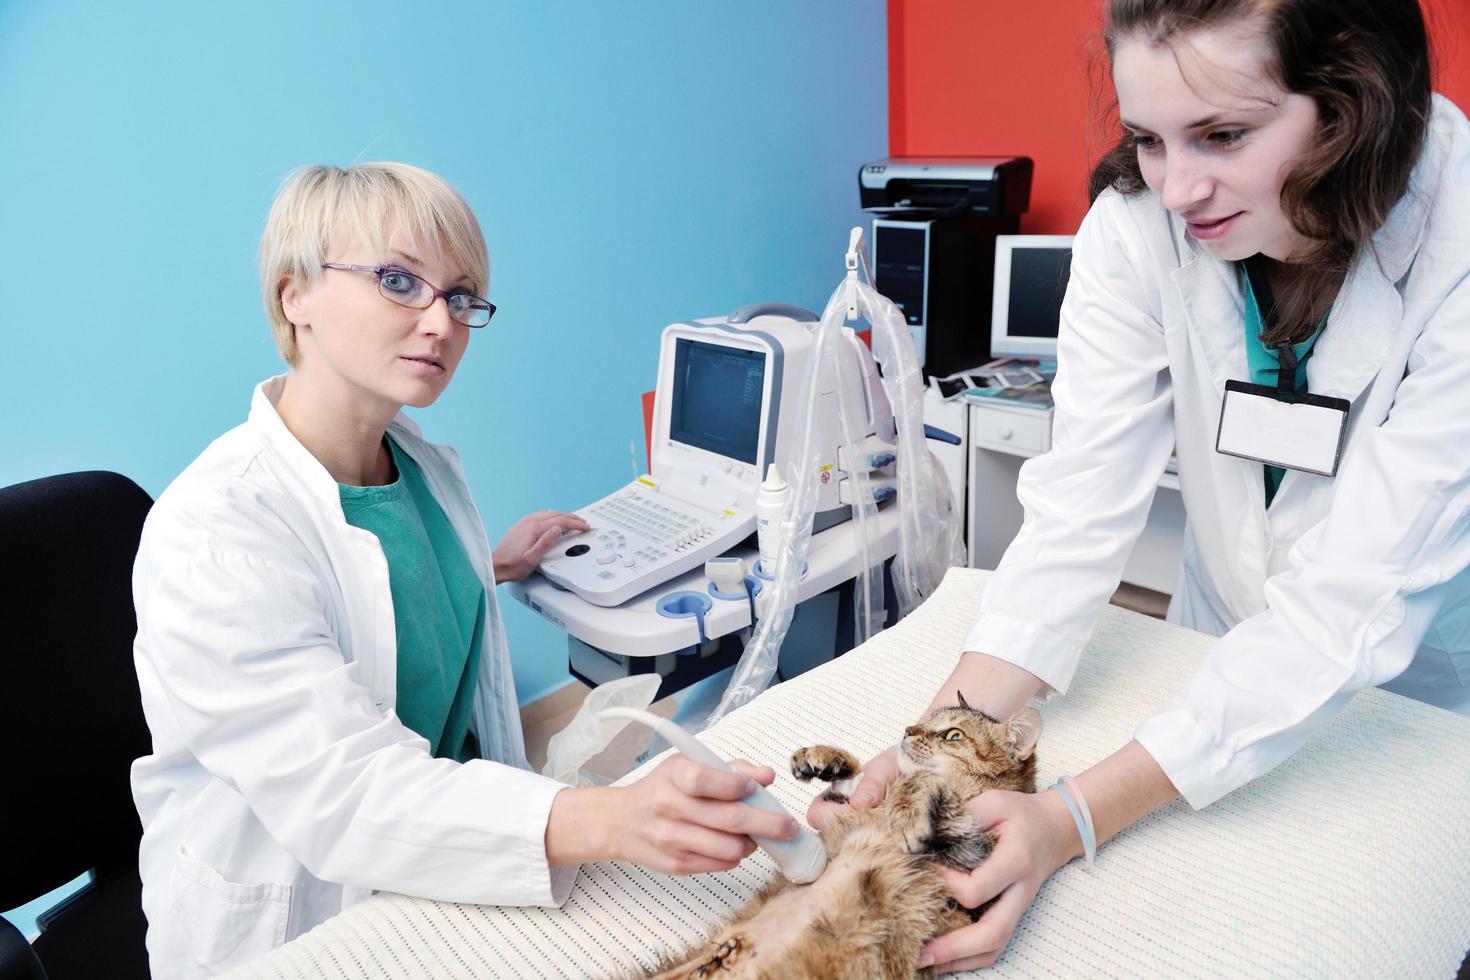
[231,568,1470,979]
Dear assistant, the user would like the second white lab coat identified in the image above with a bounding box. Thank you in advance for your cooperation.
[966,94,1470,808]
[130,377,576,978]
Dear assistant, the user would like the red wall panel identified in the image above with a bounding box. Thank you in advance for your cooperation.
[889,0,1470,234]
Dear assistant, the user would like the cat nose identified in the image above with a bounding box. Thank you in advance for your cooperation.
[903,725,924,737]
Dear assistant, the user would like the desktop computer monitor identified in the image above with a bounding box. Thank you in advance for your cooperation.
[990,235,1074,360]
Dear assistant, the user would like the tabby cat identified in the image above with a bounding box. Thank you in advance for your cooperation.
[643,695,1042,979]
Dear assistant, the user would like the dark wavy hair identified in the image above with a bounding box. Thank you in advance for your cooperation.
[1089,0,1432,344]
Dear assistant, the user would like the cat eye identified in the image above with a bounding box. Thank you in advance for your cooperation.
[944,729,965,741]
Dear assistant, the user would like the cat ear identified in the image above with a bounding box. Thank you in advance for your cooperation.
[955,690,972,711]
[1004,707,1043,759]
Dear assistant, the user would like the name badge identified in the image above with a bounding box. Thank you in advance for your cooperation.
[1215,380,1349,477]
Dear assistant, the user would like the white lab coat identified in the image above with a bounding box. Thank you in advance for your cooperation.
[130,376,576,978]
[966,94,1470,808]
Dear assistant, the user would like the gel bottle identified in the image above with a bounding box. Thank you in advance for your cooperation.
[754,464,790,576]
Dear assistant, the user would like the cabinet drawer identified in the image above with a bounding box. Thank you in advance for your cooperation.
[970,406,1051,455]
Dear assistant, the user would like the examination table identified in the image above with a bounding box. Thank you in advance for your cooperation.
[228,568,1470,978]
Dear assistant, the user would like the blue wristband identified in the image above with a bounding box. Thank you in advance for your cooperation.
[1051,780,1096,866]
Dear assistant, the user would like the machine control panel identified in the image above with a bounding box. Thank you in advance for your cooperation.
[537,477,754,607]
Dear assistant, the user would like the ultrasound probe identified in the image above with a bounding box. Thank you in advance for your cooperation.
[596,708,829,884]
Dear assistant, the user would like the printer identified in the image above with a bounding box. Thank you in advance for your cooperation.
[859,156,1033,377]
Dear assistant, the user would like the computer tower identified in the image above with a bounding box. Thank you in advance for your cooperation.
[872,213,1021,378]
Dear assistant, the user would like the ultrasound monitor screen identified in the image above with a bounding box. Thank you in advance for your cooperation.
[1007,247,1073,339]
[668,338,766,466]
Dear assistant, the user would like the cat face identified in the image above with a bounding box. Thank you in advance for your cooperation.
[896,696,1043,781]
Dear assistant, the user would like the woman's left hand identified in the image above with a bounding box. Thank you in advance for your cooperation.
[492,510,591,582]
[918,787,1081,973]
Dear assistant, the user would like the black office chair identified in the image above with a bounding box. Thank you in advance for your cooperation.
[0,472,154,980]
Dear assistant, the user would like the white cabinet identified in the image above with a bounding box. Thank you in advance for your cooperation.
[961,402,1184,594]
[969,402,1051,455]
[921,390,969,522]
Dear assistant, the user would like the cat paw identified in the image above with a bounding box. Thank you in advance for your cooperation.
[893,812,936,855]
[790,745,861,784]
[934,826,993,871]
[889,782,983,861]
[924,798,991,870]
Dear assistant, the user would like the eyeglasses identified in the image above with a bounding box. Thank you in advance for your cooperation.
[320,263,497,328]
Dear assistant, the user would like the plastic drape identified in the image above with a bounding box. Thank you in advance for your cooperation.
[704,229,964,728]
[541,673,662,786]
[861,245,968,615]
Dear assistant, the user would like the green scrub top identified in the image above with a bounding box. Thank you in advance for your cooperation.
[339,437,486,761]
[1241,266,1329,506]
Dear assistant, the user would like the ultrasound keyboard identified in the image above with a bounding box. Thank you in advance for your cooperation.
[537,477,755,607]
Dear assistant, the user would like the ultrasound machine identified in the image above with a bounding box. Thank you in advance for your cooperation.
[536,303,894,608]
[509,304,903,697]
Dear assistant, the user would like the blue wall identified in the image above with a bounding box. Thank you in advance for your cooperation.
[0,1,887,713]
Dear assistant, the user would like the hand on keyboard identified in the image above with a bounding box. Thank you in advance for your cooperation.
[493,510,592,583]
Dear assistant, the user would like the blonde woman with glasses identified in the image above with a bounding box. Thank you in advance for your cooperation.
[129,163,796,977]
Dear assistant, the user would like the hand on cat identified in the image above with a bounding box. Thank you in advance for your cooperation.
[604,756,799,875]
[805,744,900,828]
[491,510,590,582]
[916,788,1081,973]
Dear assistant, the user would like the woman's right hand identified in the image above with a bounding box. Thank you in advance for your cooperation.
[547,756,798,875]
[806,744,902,829]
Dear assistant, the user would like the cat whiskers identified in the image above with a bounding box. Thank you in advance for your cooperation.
[896,742,921,775]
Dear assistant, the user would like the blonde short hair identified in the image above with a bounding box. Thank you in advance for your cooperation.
[258,162,490,364]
